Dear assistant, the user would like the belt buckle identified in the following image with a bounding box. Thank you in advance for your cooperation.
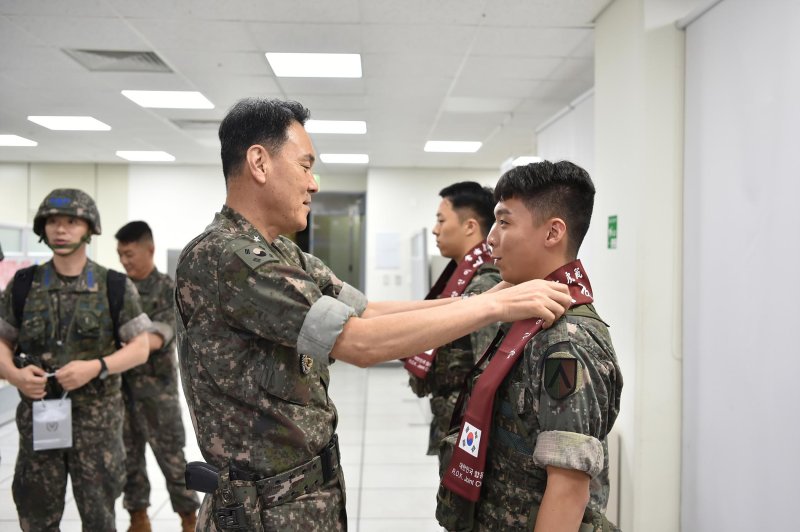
[215,504,248,530]
[321,435,340,482]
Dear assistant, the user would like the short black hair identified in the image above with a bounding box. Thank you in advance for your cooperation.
[494,160,595,258]
[439,181,495,237]
[115,221,153,244]
[219,98,310,182]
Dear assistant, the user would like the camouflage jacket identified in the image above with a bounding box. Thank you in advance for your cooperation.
[0,259,151,406]
[414,262,501,396]
[175,206,367,478]
[123,268,178,398]
[474,305,623,530]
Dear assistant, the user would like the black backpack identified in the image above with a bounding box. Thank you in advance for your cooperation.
[11,265,127,350]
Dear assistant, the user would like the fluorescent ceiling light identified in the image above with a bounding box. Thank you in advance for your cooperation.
[424,141,482,153]
[116,150,175,162]
[265,53,362,78]
[512,156,543,166]
[28,116,111,131]
[121,90,214,109]
[0,135,37,146]
[320,153,369,164]
[305,120,366,134]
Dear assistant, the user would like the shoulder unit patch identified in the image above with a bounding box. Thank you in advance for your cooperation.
[234,244,279,270]
[543,353,579,400]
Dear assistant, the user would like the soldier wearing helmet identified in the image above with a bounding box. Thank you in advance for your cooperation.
[0,188,154,531]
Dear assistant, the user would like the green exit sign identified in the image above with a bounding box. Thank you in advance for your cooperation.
[608,215,618,249]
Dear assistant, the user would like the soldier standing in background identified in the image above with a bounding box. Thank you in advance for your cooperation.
[0,188,151,531]
[116,221,200,532]
[405,182,501,460]
[175,97,572,531]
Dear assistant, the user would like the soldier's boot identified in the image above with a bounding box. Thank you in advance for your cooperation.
[127,509,152,532]
[179,510,197,532]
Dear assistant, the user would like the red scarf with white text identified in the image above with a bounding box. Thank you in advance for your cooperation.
[403,242,491,379]
[441,260,593,502]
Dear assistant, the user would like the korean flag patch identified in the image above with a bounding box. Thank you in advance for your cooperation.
[458,421,482,458]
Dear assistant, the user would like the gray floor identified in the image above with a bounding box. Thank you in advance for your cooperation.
[0,361,442,531]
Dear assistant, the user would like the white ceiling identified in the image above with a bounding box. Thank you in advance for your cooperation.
[0,0,610,176]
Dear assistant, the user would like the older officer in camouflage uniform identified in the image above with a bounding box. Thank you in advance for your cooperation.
[436,161,623,531]
[407,182,501,458]
[0,189,152,531]
[176,97,574,532]
[116,221,200,532]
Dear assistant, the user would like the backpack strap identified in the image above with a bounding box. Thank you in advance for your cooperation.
[106,269,127,349]
[11,265,37,327]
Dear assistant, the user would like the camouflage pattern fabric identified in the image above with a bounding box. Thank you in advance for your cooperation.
[176,206,363,530]
[0,259,151,530]
[472,305,623,531]
[122,268,200,514]
[409,262,501,456]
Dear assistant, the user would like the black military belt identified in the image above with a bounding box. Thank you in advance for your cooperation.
[186,434,340,516]
[252,434,341,508]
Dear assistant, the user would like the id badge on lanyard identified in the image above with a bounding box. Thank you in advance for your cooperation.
[32,392,72,451]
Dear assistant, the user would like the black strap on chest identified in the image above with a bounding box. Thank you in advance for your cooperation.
[11,265,127,348]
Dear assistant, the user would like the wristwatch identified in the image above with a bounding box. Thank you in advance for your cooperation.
[97,358,109,380]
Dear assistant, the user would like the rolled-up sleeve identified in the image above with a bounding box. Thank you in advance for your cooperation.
[120,313,153,343]
[297,295,357,365]
[533,430,604,478]
[338,282,367,316]
[149,321,174,345]
[117,278,151,343]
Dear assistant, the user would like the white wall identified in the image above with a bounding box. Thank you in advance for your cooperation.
[682,1,800,529]
[364,167,499,300]
[536,93,599,273]
[126,165,367,273]
[594,0,685,529]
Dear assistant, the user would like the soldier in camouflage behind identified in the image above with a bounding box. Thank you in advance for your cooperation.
[0,188,152,531]
[175,97,573,532]
[115,221,200,532]
[435,161,623,531]
[405,182,501,459]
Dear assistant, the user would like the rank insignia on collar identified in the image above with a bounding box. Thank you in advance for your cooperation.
[301,354,314,374]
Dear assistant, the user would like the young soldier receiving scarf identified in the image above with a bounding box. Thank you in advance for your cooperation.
[436,161,623,532]
[405,182,501,459]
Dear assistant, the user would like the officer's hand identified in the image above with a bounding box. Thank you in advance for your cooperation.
[9,365,47,400]
[55,360,100,392]
[493,279,571,327]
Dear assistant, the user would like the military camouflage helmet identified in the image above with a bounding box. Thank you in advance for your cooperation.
[33,188,102,236]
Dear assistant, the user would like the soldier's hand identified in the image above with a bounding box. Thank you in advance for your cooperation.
[9,365,47,399]
[492,279,571,327]
[55,360,100,391]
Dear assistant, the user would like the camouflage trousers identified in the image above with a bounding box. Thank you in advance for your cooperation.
[122,385,200,514]
[197,475,347,531]
[13,394,125,532]
[428,391,459,458]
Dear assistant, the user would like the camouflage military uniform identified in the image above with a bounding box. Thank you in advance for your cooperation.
[122,267,200,514]
[0,259,151,531]
[473,305,623,531]
[176,205,367,532]
[409,263,501,456]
